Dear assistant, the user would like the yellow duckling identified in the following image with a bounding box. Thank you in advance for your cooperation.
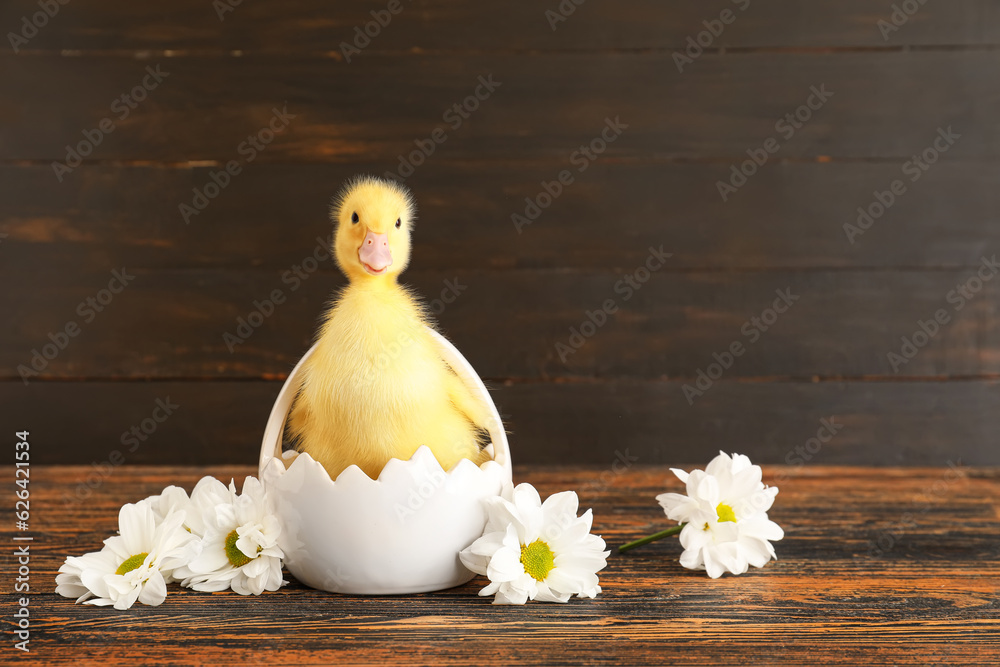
[287,176,493,480]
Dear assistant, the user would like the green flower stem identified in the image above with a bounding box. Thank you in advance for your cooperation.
[618,523,686,553]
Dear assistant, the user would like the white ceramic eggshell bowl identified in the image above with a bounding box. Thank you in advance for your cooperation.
[259,328,512,594]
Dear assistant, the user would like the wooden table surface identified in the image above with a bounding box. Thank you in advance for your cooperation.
[5,464,999,665]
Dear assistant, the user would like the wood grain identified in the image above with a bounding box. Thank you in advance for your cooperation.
[2,465,996,666]
[4,263,1000,380]
[2,160,998,271]
[2,52,996,162]
[3,2,1000,471]
[4,380,1000,467]
[2,0,998,53]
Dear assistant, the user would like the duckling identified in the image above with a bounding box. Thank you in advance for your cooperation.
[286,176,494,480]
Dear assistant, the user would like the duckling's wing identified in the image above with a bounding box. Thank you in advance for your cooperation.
[442,367,494,449]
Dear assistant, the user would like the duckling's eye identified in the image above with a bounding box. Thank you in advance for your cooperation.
[395,218,402,229]
[351,212,359,224]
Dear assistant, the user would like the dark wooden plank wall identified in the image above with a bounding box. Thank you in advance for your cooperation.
[1,2,998,466]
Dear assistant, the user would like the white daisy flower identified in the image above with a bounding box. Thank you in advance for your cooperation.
[138,485,199,583]
[55,551,114,604]
[460,483,610,605]
[170,476,231,536]
[55,502,195,609]
[174,476,286,595]
[142,485,191,524]
[655,451,784,578]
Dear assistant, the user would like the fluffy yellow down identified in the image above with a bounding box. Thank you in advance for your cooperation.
[287,176,492,480]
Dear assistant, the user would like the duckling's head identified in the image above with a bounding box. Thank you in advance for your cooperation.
[331,176,416,283]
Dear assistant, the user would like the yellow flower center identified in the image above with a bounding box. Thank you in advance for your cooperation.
[520,539,555,582]
[225,529,254,568]
[716,502,737,523]
[115,552,149,575]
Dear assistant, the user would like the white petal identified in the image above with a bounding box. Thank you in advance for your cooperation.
[726,465,764,501]
[554,551,609,575]
[678,546,705,571]
[83,598,116,607]
[510,484,544,539]
[54,580,92,601]
[185,537,230,573]
[542,567,584,597]
[704,451,733,478]
[460,531,505,575]
[692,473,720,506]
[137,571,167,606]
[679,522,710,550]
[511,483,542,511]
[236,532,262,559]
[184,575,233,592]
[191,475,228,499]
[740,515,785,542]
[108,576,142,610]
[478,579,501,597]
[487,546,525,583]
[118,503,155,554]
[484,498,530,542]
[533,581,571,603]
[541,491,579,527]
[656,493,700,523]
[492,585,529,605]
[655,492,688,513]
[730,453,754,473]
[459,548,489,576]
[741,538,775,568]
[81,568,112,600]
[242,556,269,578]
[716,542,748,576]
[702,547,727,579]
[669,467,690,483]
[468,530,506,558]
[711,521,740,543]
[547,516,592,553]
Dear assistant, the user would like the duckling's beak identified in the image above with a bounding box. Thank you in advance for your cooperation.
[359,230,392,275]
